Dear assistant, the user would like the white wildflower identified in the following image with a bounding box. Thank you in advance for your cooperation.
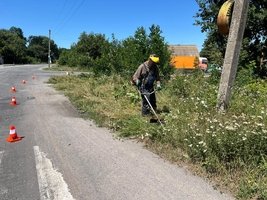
[213,119,218,123]
[225,125,236,131]
[257,116,263,120]
[255,123,264,127]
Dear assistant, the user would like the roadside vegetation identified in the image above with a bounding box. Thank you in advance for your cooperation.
[1,0,266,199]
[45,1,267,197]
[48,69,267,199]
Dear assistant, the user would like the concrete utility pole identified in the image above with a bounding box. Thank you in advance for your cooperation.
[217,0,249,111]
[48,29,51,68]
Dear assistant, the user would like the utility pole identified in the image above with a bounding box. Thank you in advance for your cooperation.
[48,29,51,68]
[217,0,249,111]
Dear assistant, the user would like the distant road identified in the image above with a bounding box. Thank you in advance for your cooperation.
[0,64,234,200]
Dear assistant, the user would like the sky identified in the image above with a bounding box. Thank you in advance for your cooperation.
[0,0,206,51]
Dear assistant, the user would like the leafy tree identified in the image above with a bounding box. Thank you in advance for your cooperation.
[0,28,27,63]
[195,0,267,77]
[148,24,172,77]
[58,25,172,77]
[75,32,110,59]
[9,26,25,40]
[27,36,59,63]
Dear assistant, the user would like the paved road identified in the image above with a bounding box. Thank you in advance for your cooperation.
[0,64,235,200]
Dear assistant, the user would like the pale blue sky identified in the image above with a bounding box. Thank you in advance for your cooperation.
[1,0,206,50]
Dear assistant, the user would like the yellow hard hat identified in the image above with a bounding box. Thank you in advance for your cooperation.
[149,54,160,63]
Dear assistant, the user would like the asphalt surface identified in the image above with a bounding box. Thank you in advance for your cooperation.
[0,64,235,200]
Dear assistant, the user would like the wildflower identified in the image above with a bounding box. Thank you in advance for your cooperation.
[257,116,263,120]
[243,121,249,125]
[225,125,236,131]
[255,122,264,127]
[188,144,193,147]
[212,119,218,123]
[242,137,247,141]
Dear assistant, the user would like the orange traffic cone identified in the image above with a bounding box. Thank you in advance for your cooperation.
[22,80,26,84]
[10,86,16,92]
[6,125,22,143]
[10,97,17,106]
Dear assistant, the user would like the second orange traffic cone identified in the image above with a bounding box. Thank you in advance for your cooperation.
[10,86,16,92]
[6,125,22,143]
[10,97,17,106]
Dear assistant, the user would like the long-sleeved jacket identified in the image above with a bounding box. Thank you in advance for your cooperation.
[132,61,160,87]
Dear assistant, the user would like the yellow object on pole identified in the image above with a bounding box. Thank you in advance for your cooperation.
[217,0,235,35]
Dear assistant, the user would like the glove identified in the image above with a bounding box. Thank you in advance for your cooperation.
[156,82,162,90]
[135,79,141,87]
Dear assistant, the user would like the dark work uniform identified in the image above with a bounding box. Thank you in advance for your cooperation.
[132,61,160,116]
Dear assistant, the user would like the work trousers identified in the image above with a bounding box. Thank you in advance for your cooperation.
[141,91,157,116]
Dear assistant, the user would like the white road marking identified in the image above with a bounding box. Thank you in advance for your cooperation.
[0,151,4,166]
[33,146,75,200]
[0,151,8,196]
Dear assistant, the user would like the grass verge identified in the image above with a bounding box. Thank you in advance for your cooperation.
[48,71,267,200]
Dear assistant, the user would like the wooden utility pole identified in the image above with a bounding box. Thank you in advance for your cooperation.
[217,0,249,111]
[48,29,51,68]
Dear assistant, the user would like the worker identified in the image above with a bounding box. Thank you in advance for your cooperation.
[132,54,161,116]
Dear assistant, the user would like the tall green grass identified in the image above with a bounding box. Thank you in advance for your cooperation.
[48,71,267,199]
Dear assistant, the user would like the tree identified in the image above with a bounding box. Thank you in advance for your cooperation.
[148,24,172,77]
[195,0,267,77]
[75,32,110,59]
[27,36,59,63]
[0,28,27,63]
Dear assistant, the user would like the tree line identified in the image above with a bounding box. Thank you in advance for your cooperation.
[1,0,266,79]
[0,26,59,64]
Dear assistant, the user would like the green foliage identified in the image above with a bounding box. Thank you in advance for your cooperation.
[0,28,27,63]
[27,35,59,63]
[0,27,59,64]
[195,0,267,78]
[49,71,267,199]
[57,24,172,78]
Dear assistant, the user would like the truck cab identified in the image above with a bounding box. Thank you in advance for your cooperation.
[198,57,208,71]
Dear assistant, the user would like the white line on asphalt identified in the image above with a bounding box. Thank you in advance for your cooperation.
[0,151,3,166]
[0,151,8,196]
[33,146,75,200]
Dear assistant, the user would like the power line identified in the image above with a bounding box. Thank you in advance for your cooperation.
[53,0,86,35]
